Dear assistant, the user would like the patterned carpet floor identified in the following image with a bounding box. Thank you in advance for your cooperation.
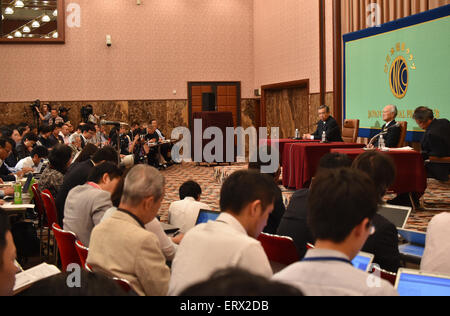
[159,163,450,232]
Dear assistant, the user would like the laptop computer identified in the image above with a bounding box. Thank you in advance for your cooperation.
[195,209,220,225]
[22,173,33,194]
[395,269,450,296]
[378,204,411,229]
[398,228,426,261]
[352,251,375,272]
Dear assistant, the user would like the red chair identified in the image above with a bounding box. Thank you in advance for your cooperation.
[41,190,59,260]
[31,184,47,258]
[257,233,300,266]
[75,240,89,269]
[371,266,397,286]
[52,223,82,271]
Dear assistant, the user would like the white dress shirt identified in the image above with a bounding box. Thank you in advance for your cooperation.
[168,197,212,233]
[15,157,43,172]
[168,212,273,295]
[102,207,177,261]
[421,213,450,276]
[273,249,398,296]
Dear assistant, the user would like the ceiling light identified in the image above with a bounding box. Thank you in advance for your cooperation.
[42,14,51,22]
[15,1,24,8]
[52,9,57,17]
[5,7,14,15]
[52,32,58,38]
[14,31,22,38]
[32,21,40,28]
[23,26,31,33]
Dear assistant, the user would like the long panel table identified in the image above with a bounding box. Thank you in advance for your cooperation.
[282,142,366,189]
[330,148,427,195]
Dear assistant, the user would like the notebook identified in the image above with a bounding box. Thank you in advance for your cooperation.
[395,269,450,296]
[352,252,375,272]
[378,204,411,229]
[195,209,220,225]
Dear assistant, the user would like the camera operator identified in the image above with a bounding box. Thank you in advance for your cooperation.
[59,107,70,123]
[35,103,52,126]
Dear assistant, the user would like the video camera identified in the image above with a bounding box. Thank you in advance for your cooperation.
[80,105,93,123]
[30,99,41,117]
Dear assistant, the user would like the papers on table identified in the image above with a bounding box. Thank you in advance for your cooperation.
[0,202,35,211]
[13,263,61,293]
[388,147,414,151]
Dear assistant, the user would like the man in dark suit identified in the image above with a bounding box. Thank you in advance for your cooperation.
[303,105,343,142]
[413,107,450,181]
[55,146,118,226]
[372,105,401,148]
[276,153,352,259]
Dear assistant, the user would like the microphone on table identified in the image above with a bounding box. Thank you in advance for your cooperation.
[368,122,400,147]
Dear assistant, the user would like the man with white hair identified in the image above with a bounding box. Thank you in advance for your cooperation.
[372,104,401,148]
[87,165,170,296]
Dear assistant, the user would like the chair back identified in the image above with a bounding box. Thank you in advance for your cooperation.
[41,191,58,228]
[342,119,360,143]
[396,121,408,148]
[31,184,45,219]
[75,240,89,269]
[371,265,397,286]
[257,233,300,265]
[52,223,82,271]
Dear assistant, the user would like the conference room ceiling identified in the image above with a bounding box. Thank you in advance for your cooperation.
[1,0,57,20]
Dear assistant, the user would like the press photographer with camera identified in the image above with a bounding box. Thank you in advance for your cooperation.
[33,102,52,126]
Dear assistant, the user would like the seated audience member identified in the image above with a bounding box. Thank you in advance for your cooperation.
[168,180,212,234]
[48,123,64,147]
[180,268,303,296]
[11,128,22,148]
[168,170,276,295]
[59,123,71,145]
[0,210,17,296]
[151,119,174,166]
[303,105,343,142]
[16,133,38,161]
[0,138,16,182]
[368,105,401,148]
[36,125,53,149]
[273,168,398,296]
[87,165,170,296]
[413,106,450,181]
[48,108,64,126]
[39,144,73,198]
[421,212,450,276]
[56,146,118,226]
[80,124,97,149]
[64,162,122,247]
[68,133,82,158]
[118,126,132,155]
[248,157,285,234]
[15,146,48,172]
[352,151,401,273]
[102,172,181,261]
[277,153,352,259]
[4,138,19,171]
[19,270,135,296]
[145,123,163,169]
[71,143,98,167]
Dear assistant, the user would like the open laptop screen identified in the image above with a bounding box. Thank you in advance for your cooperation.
[195,210,220,225]
[352,253,374,272]
[396,271,450,296]
[378,204,411,229]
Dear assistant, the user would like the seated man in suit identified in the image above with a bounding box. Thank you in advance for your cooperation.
[63,162,122,247]
[273,168,398,296]
[151,119,174,166]
[413,106,450,181]
[369,105,401,148]
[87,165,170,296]
[352,151,401,273]
[303,105,343,142]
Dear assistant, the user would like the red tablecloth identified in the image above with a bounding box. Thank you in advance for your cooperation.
[282,142,366,189]
[330,149,427,194]
[260,139,319,163]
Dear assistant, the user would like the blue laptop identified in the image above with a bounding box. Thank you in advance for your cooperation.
[398,229,426,259]
[395,269,450,296]
[352,252,374,272]
[195,209,220,225]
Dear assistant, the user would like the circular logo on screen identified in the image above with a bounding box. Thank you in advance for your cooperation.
[389,56,409,99]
